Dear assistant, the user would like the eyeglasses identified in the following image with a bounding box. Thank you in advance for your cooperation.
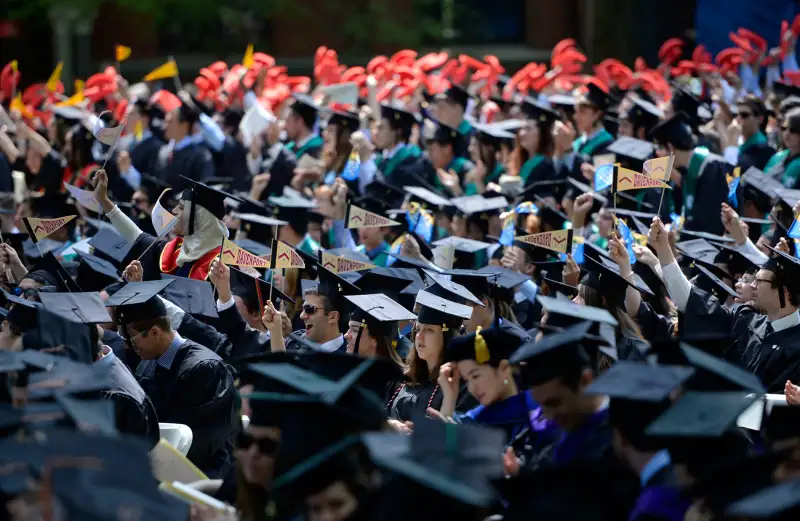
[237,432,279,455]
[754,277,774,286]
[13,287,38,298]
[301,304,326,315]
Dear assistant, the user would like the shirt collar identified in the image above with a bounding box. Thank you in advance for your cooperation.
[94,345,115,368]
[156,332,185,369]
[173,136,194,152]
[140,129,153,142]
[771,310,800,332]
[640,450,671,487]
[296,132,317,149]
[317,335,345,353]
[585,126,604,141]
[384,143,405,159]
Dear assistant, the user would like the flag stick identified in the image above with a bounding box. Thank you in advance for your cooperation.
[100,114,128,170]
[269,224,278,302]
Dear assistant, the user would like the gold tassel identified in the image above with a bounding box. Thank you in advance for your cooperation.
[474,326,490,364]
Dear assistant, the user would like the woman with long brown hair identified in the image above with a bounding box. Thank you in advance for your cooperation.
[321,109,359,192]
[512,99,561,193]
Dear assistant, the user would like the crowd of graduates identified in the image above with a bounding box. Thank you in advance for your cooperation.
[4,14,800,521]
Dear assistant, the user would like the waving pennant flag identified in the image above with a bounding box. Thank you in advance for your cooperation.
[151,189,178,237]
[10,94,32,119]
[64,183,102,213]
[269,240,306,270]
[115,45,132,63]
[642,155,674,181]
[144,59,178,82]
[611,166,672,193]
[405,203,434,242]
[92,110,124,146]
[787,214,800,240]
[593,163,615,192]
[340,150,361,182]
[385,235,405,267]
[56,91,84,107]
[220,238,270,268]
[242,44,255,68]
[559,236,585,263]
[46,61,63,92]
[320,252,375,273]
[23,216,76,243]
[346,204,401,229]
[516,229,574,255]
[615,217,637,265]
[726,166,741,209]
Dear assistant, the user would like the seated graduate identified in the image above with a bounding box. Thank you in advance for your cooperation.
[428,122,475,195]
[515,98,560,188]
[92,169,237,281]
[108,280,239,478]
[584,362,694,521]
[363,103,423,196]
[651,214,800,392]
[387,289,476,427]
[435,328,530,443]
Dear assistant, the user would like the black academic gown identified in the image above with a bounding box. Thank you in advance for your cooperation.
[375,153,428,207]
[152,142,215,192]
[682,287,800,392]
[513,297,542,331]
[683,154,730,236]
[130,135,166,176]
[738,141,776,173]
[215,303,269,360]
[629,464,691,521]
[284,330,347,354]
[388,380,478,423]
[102,353,161,449]
[178,313,233,359]
[522,156,562,199]
[135,339,238,477]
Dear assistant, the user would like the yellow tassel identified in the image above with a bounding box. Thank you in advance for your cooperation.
[474,326,490,364]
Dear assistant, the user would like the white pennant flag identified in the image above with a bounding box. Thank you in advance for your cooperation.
[151,188,178,237]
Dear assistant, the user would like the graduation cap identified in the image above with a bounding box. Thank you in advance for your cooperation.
[444,327,523,366]
[606,136,655,163]
[510,321,594,387]
[22,237,65,261]
[23,251,82,293]
[289,93,320,127]
[541,276,579,298]
[231,267,294,309]
[38,291,113,325]
[381,104,420,131]
[326,107,360,130]
[423,269,484,307]
[88,228,133,268]
[725,479,800,519]
[472,122,515,147]
[317,265,360,305]
[74,251,120,291]
[26,362,114,401]
[678,229,736,245]
[3,290,42,331]
[344,293,415,353]
[431,122,466,149]
[536,294,619,330]
[520,97,560,123]
[621,97,664,133]
[431,236,491,261]
[365,180,407,208]
[180,176,243,234]
[105,279,173,325]
[159,275,219,320]
[653,339,765,392]
[548,94,577,109]
[445,269,494,299]
[298,351,407,398]
[435,84,471,110]
[451,195,508,218]
[739,166,785,213]
[646,391,759,438]
[268,191,318,235]
[576,82,614,112]
[233,238,271,258]
[648,113,694,150]
[353,270,414,298]
[415,289,472,330]
[22,308,95,364]
[693,263,738,300]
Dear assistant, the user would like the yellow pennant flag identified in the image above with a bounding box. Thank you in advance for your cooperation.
[320,252,375,273]
[242,44,255,68]
[46,61,63,92]
[346,204,401,229]
[642,155,675,182]
[55,91,84,107]
[612,166,672,193]
[269,240,306,270]
[220,238,270,268]
[144,59,178,82]
[74,79,84,94]
[10,60,18,73]
[23,215,76,243]
[115,45,132,62]
[515,229,574,255]
[134,120,144,140]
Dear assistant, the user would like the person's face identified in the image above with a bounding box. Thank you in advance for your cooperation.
[24,146,42,174]
[301,294,337,343]
[237,425,280,487]
[575,104,599,134]
[234,295,261,327]
[17,278,42,292]
[308,222,323,245]
[344,321,377,356]
[618,118,634,138]
[528,378,586,431]
[435,99,462,126]
[306,480,360,521]
[164,109,181,141]
[518,119,540,153]
[752,268,781,312]
[284,112,301,140]
[124,324,163,360]
[132,190,151,212]
[783,125,800,151]
[171,200,186,236]
[374,119,394,150]
[736,105,760,137]
[429,142,452,170]
[464,299,492,333]
[415,322,444,364]
[457,359,509,406]
[735,273,756,305]
[468,136,480,163]
[358,226,385,249]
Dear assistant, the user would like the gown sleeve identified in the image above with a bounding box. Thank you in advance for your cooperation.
[215,303,268,359]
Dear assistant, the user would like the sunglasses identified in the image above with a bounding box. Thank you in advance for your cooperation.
[237,432,279,455]
[302,304,325,315]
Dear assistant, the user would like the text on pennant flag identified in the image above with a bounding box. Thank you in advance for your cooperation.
[271,240,306,269]
[515,229,574,254]
[642,155,674,181]
[93,110,124,146]
[346,204,401,229]
[151,188,178,237]
[614,167,672,192]
[23,215,76,243]
[220,238,270,268]
[320,252,374,273]
[64,183,102,213]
